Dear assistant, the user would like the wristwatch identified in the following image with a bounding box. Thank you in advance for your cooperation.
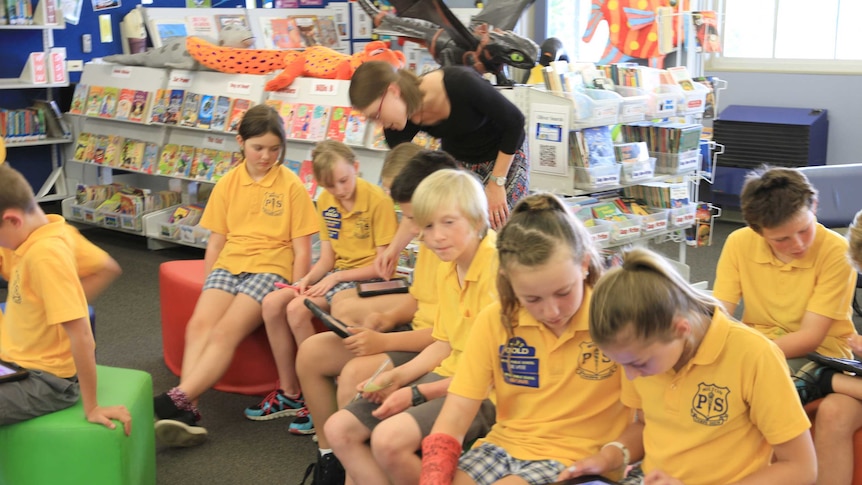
[602,441,630,470]
[410,384,427,406]
[488,174,507,187]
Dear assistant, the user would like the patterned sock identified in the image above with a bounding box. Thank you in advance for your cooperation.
[167,387,202,421]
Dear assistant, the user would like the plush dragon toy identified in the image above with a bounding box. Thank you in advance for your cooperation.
[186,39,406,91]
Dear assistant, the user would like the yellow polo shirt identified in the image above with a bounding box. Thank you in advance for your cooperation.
[1,216,90,377]
[623,310,811,485]
[201,162,319,280]
[449,289,628,463]
[409,243,441,331]
[713,224,857,358]
[432,231,499,377]
[317,177,398,271]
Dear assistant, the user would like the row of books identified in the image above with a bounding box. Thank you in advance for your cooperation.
[0,0,50,25]
[74,184,182,217]
[622,180,691,209]
[1,107,47,141]
[620,122,702,155]
[151,89,252,132]
[159,144,243,181]
[70,84,151,123]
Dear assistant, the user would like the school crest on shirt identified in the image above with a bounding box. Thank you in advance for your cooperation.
[691,383,730,426]
[499,337,539,388]
[577,341,616,380]
[353,216,370,239]
[323,207,342,239]
[262,192,284,216]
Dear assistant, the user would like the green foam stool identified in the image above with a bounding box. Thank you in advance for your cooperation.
[0,366,156,485]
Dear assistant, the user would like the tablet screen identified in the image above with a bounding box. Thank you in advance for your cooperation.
[0,363,17,376]
[359,280,408,292]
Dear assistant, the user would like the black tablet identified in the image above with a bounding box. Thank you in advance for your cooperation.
[807,352,862,375]
[356,279,410,298]
[0,362,30,384]
[551,476,619,485]
[304,299,351,338]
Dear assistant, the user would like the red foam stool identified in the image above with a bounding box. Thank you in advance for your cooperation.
[805,398,862,484]
[159,260,279,396]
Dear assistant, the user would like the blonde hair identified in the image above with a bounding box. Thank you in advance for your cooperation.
[412,169,488,236]
[590,248,720,346]
[349,61,424,115]
[311,140,358,187]
[381,143,424,184]
[497,193,603,340]
[848,210,862,271]
[0,163,37,215]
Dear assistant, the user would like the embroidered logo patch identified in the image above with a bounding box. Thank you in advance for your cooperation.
[499,337,539,388]
[353,216,370,239]
[262,192,284,216]
[691,383,730,426]
[577,341,616,380]
[323,206,342,239]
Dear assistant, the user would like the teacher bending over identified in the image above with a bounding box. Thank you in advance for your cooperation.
[349,61,529,230]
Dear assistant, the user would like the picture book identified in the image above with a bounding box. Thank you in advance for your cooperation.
[211,96,232,131]
[325,106,350,142]
[179,92,201,127]
[215,14,248,32]
[128,90,150,123]
[292,15,321,47]
[614,142,650,164]
[277,102,294,133]
[286,159,302,176]
[114,88,135,121]
[307,105,330,142]
[175,145,196,177]
[84,86,105,117]
[103,135,124,167]
[197,94,215,129]
[209,150,232,181]
[98,87,120,118]
[591,201,628,222]
[165,89,186,125]
[69,83,89,115]
[343,108,369,146]
[82,134,98,162]
[91,135,108,165]
[289,103,313,139]
[316,16,339,49]
[691,11,721,53]
[264,98,282,113]
[298,159,318,199]
[73,132,92,161]
[693,76,717,118]
[150,89,171,124]
[157,144,180,175]
[154,21,188,46]
[581,126,615,167]
[194,148,218,180]
[226,98,252,133]
[120,138,145,170]
[667,66,694,91]
[366,123,388,150]
[141,142,159,174]
[270,17,303,49]
[186,15,216,38]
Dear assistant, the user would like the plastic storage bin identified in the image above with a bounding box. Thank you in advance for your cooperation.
[62,198,105,225]
[614,86,649,123]
[670,203,698,227]
[646,85,682,118]
[620,157,656,184]
[596,215,641,242]
[654,150,700,175]
[585,222,611,247]
[570,89,622,129]
[573,163,621,190]
[677,81,709,115]
[639,208,670,234]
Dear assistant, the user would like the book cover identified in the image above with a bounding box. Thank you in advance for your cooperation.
[277,102,294,133]
[264,98,282,113]
[128,91,150,123]
[120,138,145,170]
[614,142,649,163]
[32,99,70,137]
[209,150,232,181]
[293,15,321,47]
[316,16,339,49]
[187,148,203,179]
[179,92,201,127]
[211,96,232,131]
[289,103,313,139]
[92,135,109,165]
[82,134,98,162]
[150,89,170,124]
[215,14,248,32]
[692,11,721,54]
[581,126,615,167]
[69,83,89,115]
[366,123,389,150]
[286,159,302,176]
[325,106,350,142]
[165,89,185,125]
[226,98,251,133]
[98,87,119,118]
[591,201,627,222]
[154,21,188,46]
[114,88,135,121]
[271,17,303,49]
[298,159,318,199]
[141,142,159,174]
[197,94,215,129]
[307,105,330,141]
[195,148,218,180]
[157,144,180,175]
[74,132,92,161]
[186,15,216,37]
[175,145,196,177]
[84,86,105,117]
[103,135,123,167]
[343,108,369,146]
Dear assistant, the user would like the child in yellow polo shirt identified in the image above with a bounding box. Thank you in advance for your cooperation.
[0,163,130,433]
[244,140,397,430]
[153,105,319,447]
[294,150,460,484]
[560,248,815,485]
[713,167,857,371]
[325,169,498,485]
[420,193,629,485]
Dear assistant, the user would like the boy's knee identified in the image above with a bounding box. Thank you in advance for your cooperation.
[325,410,359,447]
[296,333,331,368]
[371,419,418,463]
[816,394,862,434]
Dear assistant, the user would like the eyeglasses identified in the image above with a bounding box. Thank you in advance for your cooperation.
[374,90,387,121]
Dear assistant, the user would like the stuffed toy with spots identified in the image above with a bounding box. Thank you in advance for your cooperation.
[185,39,406,91]
[102,24,255,70]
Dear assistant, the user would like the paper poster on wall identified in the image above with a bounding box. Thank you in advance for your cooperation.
[99,13,114,42]
[327,1,350,51]
[274,0,298,7]
[299,0,322,5]
[60,0,83,24]
[352,5,372,38]
[529,103,570,176]
[91,0,119,12]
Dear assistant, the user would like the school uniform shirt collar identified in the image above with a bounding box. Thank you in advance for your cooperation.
[751,223,824,269]
[686,307,731,368]
[339,178,372,217]
[465,230,497,282]
[238,162,281,187]
[14,214,67,257]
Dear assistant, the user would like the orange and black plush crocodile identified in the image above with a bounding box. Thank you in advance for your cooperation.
[186,39,406,92]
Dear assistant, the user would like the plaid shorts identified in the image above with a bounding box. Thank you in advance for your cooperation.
[459,442,565,485]
[324,278,357,304]
[202,269,286,303]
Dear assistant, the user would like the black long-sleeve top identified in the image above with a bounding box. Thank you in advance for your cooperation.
[384,67,526,165]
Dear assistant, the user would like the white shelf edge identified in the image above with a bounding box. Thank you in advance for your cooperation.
[4,136,72,147]
[0,78,68,89]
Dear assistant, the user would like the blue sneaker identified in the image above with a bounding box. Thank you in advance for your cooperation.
[794,362,826,405]
[244,389,304,421]
[289,407,315,435]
